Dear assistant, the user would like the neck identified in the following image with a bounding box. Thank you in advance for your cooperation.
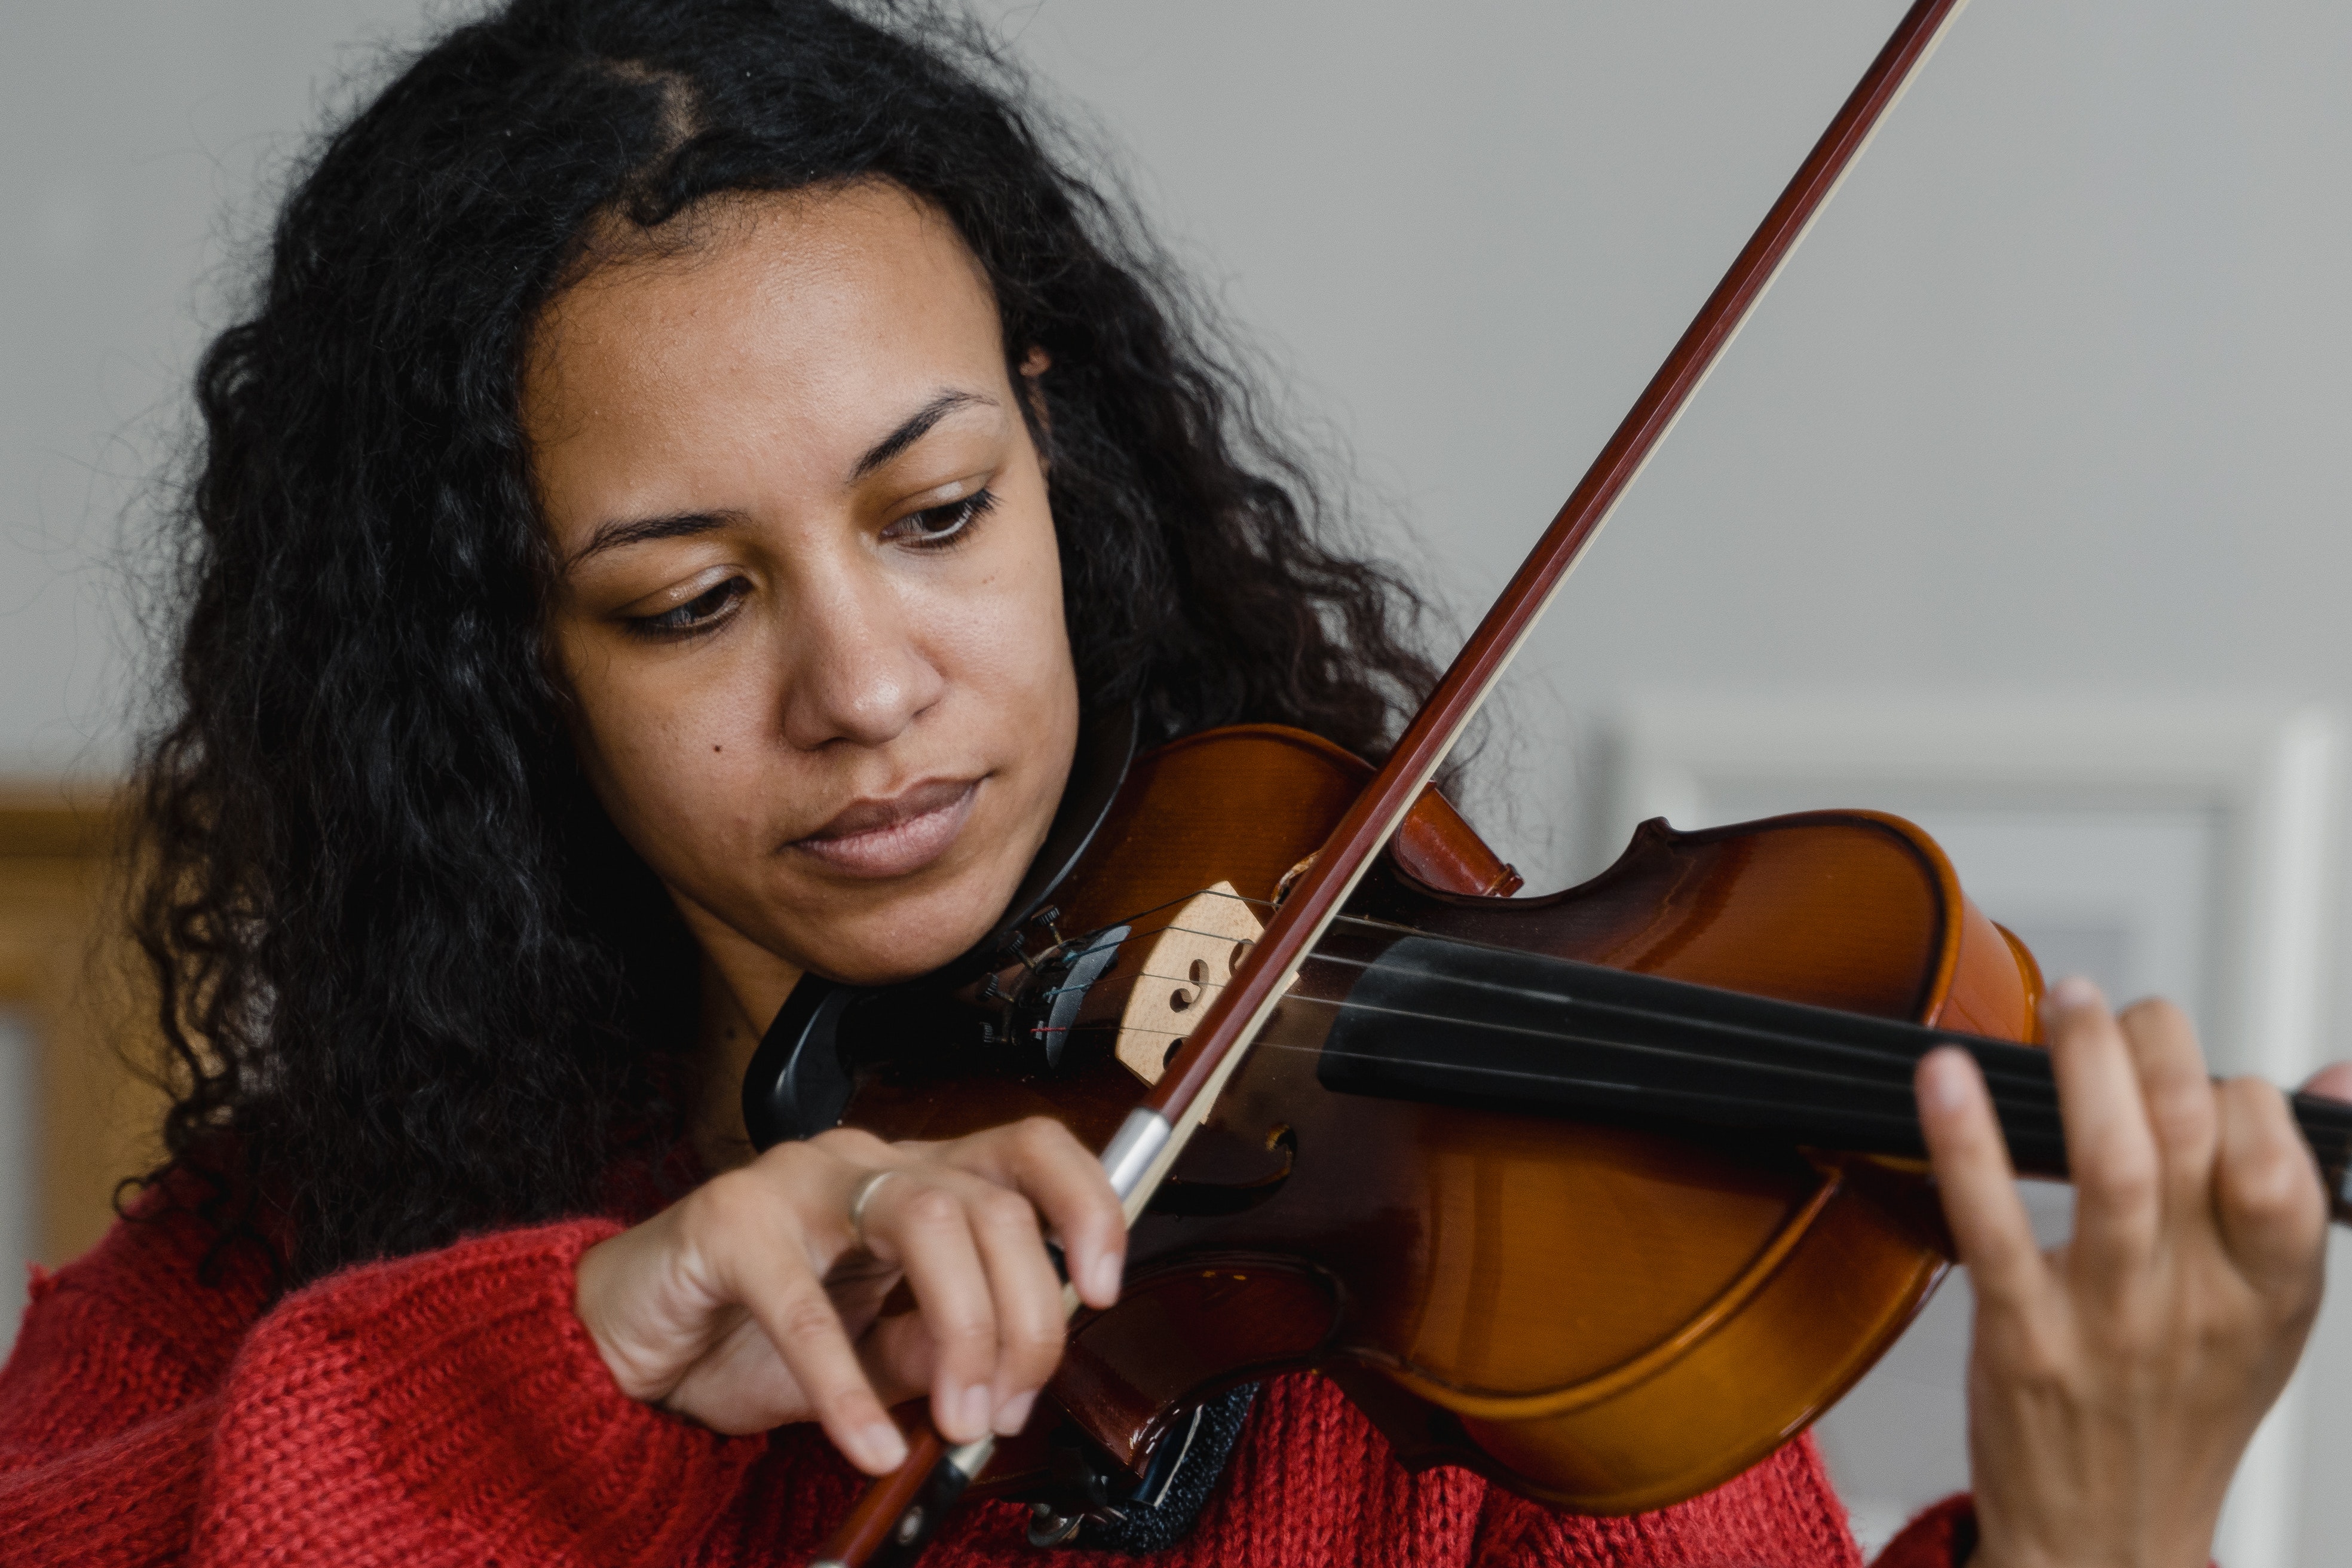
[673,892,806,1174]
[692,953,781,1174]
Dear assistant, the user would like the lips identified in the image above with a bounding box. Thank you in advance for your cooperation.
[788,777,980,878]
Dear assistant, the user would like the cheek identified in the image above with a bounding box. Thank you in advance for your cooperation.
[558,633,780,857]
[920,506,1074,713]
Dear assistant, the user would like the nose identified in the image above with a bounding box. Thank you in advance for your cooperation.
[776,549,946,751]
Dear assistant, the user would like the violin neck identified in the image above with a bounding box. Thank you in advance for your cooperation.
[2294,1093,2352,1226]
[1310,933,2352,1226]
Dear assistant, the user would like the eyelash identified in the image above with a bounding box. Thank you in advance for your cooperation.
[624,577,749,640]
[884,487,997,550]
[620,490,999,641]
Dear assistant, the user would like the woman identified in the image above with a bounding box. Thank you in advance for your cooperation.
[0,3,2334,1564]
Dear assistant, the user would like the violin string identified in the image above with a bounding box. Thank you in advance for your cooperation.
[1244,1004,2069,1134]
[1094,977,2352,1173]
[1286,989,2057,1110]
[1301,945,2056,1092]
[1229,1022,2350,1172]
[1244,1034,1947,1138]
[1092,955,2069,1134]
[1082,898,2352,1163]
[1108,909,2056,1102]
[1110,917,2055,1100]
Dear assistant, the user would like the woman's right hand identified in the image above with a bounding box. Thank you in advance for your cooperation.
[572,1117,1126,1474]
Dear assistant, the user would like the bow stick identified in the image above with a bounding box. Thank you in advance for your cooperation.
[813,1,1971,1560]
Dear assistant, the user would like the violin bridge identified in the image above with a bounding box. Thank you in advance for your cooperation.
[1102,881,1275,1088]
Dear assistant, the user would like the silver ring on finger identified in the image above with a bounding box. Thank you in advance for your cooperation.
[849,1169,899,1252]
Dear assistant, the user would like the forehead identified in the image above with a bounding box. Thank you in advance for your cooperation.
[522,182,1006,491]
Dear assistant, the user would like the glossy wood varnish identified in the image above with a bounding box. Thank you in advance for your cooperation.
[840,725,2041,1515]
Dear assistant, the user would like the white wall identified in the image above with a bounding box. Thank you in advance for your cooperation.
[7,0,2351,1557]
[0,0,439,777]
[973,0,2352,871]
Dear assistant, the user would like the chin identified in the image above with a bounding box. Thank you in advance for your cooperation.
[788,877,1012,987]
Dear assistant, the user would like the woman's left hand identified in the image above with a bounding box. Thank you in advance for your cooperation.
[1916,978,2332,1568]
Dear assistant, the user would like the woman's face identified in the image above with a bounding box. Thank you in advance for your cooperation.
[527,182,1079,1008]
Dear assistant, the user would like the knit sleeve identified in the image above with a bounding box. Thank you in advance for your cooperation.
[0,1184,264,1564]
[1466,1433,1868,1567]
[1869,1495,2229,1568]
[1868,1495,1974,1567]
[1,1208,770,1566]
[187,1217,767,1564]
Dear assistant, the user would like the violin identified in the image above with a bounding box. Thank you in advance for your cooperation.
[755,719,2352,1553]
[756,1,2352,1561]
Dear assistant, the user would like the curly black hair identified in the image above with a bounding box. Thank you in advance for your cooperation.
[133,0,1441,1285]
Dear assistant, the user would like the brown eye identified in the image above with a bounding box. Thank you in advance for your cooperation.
[883,487,997,549]
[625,576,748,639]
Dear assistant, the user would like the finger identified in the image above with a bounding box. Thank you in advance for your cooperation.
[716,1217,909,1474]
[2113,997,2219,1218]
[2300,1061,2352,1103]
[960,1183,1070,1434]
[857,1309,940,1409]
[2044,978,2164,1272]
[2213,1076,2328,1304]
[660,1304,835,1438]
[858,1172,1002,1444]
[951,1117,1128,1309]
[1917,1046,2045,1306]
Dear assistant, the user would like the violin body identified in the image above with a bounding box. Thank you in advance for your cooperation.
[831,724,2047,1514]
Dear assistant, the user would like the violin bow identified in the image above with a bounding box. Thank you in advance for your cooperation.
[813,1,1971,1560]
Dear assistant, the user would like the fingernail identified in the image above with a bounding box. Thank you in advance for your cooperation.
[994,1389,1039,1436]
[1091,1251,1123,1303]
[859,1420,908,1473]
[1919,1050,1968,1111]
[954,1383,993,1440]
[2050,975,2102,1010]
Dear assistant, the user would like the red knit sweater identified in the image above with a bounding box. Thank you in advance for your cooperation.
[0,1187,1975,1566]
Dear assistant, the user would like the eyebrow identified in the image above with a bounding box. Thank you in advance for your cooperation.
[566,388,997,568]
[569,510,734,568]
[852,388,994,478]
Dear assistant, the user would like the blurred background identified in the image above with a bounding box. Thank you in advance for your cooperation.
[5,1,2350,1560]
